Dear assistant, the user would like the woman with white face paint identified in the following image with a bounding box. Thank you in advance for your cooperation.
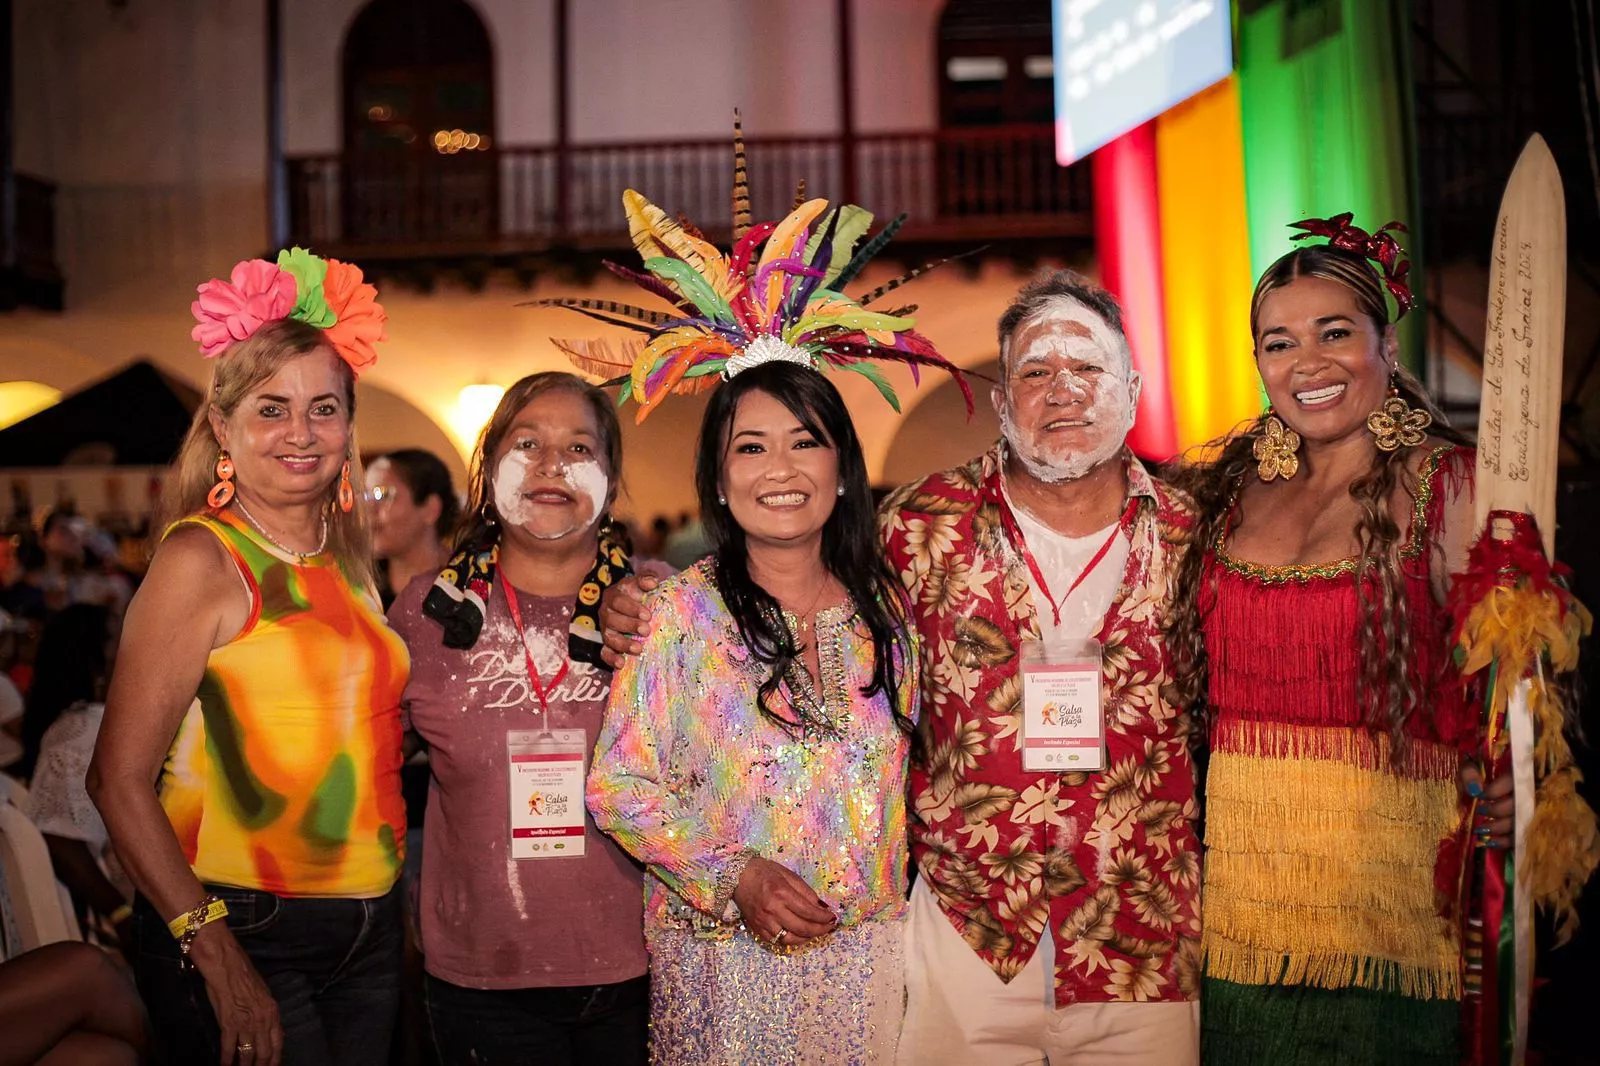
[385,372,648,1065]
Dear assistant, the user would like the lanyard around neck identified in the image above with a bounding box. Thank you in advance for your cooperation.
[998,495,1136,627]
[497,565,570,723]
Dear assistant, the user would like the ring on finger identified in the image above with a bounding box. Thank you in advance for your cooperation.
[770,925,788,945]
[237,1042,255,1053]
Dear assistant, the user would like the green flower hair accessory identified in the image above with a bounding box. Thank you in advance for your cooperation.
[276,246,335,329]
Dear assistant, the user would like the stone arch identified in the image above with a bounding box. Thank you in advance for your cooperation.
[880,358,1000,489]
[355,379,468,487]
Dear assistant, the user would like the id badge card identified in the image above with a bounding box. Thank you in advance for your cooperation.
[507,729,587,859]
[1020,640,1105,772]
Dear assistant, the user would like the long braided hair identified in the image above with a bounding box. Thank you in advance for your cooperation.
[1165,244,1470,758]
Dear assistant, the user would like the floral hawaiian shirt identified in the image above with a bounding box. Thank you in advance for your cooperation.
[879,443,1202,1006]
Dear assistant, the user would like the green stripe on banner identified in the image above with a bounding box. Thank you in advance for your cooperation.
[1234,0,1425,374]
[1202,975,1459,1065]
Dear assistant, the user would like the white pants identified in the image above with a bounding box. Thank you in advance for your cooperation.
[897,880,1198,1066]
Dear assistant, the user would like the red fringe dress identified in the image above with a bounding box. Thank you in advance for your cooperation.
[1198,445,1477,1065]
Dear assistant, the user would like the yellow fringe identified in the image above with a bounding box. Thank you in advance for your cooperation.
[1205,932,1462,1001]
[1212,718,1461,780]
[1457,581,1599,943]
[1203,740,1463,995]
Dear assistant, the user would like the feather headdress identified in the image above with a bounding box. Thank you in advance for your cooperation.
[529,117,972,422]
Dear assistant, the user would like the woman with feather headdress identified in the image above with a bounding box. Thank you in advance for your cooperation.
[570,124,969,1064]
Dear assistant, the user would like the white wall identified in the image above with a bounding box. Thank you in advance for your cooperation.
[15,0,268,311]
[282,0,940,153]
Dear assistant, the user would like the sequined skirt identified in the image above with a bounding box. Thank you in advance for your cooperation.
[647,917,906,1065]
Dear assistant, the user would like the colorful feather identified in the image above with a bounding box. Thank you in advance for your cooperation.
[757,199,830,322]
[552,336,647,382]
[602,260,694,312]
[544,139,966,423]
[518,297,675,331]
[788,307,915,344]
[832,212,906,290]
[856,248,979,306]
[642,257,734,323]
[623,190,732,298]
[807,204,875,287]
[829,358,902,412]
[730,221,777,279]
[787,207,841,322]
[792,178,807,210]
[731,110,752,239]
[637,336,735,420]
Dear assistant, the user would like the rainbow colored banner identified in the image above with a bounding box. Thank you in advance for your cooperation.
[1089,0,1420,458]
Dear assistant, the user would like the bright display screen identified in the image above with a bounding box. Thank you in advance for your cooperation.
[1053,0,1234,164]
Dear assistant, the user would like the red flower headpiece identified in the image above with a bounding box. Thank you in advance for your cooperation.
[1288,212,1414,319]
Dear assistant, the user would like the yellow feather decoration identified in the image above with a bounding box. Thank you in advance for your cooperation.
[755,198,830,322]
[1456,580,1598,943]
[622,190,732,299]
[630,325,710,404]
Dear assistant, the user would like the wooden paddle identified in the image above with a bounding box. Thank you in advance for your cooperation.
[1474,133,1565,557]
[1470,132,1567,1066]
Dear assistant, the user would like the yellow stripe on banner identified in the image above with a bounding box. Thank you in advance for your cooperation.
[1155,76,1263,454]
[1202,726,1464,1000]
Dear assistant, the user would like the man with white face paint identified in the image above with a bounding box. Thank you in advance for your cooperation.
[881,271,1200,1065]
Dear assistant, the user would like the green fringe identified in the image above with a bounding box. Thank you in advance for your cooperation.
[1202,976,1458,1066]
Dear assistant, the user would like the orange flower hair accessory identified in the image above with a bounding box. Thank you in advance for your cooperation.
[189,248,386,375]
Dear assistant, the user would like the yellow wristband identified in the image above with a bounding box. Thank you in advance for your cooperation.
[167,896,228,939]
[108,902,133,926]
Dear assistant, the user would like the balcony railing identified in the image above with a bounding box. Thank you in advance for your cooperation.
[287,125,1092,257]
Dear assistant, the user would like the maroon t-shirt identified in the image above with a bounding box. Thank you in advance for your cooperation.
[388,576,647,990]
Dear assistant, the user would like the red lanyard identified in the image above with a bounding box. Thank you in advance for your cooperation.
[998,496,1136,627]
[498,566,569,720]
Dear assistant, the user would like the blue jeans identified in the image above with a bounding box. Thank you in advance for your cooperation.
[424,971,648,1066]
[132,881,403,1066]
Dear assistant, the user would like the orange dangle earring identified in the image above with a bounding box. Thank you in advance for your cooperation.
[338,457,355,513]
[207,450,236,508]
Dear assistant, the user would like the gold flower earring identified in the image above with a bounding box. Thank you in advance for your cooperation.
[1253,409,1301,481]
[1366,372,1432,452]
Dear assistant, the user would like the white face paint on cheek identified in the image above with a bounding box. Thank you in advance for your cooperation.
[563,460,609,526]
[493,450,534,526]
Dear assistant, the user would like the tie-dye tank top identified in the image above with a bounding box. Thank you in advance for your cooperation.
[156,509,410,898]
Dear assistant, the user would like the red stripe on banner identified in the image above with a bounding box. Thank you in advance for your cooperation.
[512,827,586,838]
[511,754,582,763]
[1091,122,1178,459]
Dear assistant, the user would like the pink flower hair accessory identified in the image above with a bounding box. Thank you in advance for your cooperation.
[190,259,297,357]
[189,248,386,375]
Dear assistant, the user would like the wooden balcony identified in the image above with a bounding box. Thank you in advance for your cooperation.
[286,125,1092,267]
[1,174,64,311]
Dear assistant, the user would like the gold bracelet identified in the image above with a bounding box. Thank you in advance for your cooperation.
[107,902,133,926]
[166,894,228,956]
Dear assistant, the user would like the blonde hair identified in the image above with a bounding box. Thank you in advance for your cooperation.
[157,318,374,585]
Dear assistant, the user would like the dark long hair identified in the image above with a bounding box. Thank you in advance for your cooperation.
[17,603,111,780]
[1166,244,1470,757]
[453,372,624,553]
[380,448,460,540]
[694,362,914,742]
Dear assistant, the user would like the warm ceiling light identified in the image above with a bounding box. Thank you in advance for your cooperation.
[446,382,505,454]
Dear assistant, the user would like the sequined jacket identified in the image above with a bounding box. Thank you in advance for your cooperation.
[587,559,917,939]
[879,444,1201,1006]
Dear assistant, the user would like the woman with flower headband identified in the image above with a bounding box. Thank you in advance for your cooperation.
[88,250,407,1066]
[1165,217,1510,1064]
[568,176,966,1061]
